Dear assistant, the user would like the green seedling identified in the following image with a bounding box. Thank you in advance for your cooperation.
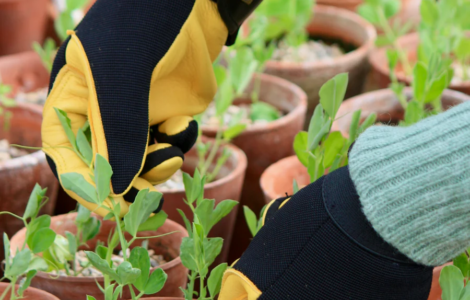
[439,251,470,300]
[55,0,89,41]
[0,80,15,131]
[358,0,413,74]
[243,205,267,238]
[178,169,238,300]
[33,38,57,73]
[0,185,54,300]
[54,110,170,300]
[293,73,377,183]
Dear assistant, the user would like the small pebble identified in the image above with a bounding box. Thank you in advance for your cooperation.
[0,139,28,162]
[15,88,48,106]
[272,40,344,63]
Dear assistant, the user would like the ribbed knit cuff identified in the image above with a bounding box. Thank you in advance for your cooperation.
[349,101,470,266]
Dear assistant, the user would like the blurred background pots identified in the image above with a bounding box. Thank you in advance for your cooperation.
[0,0,49,56]
[264,5,376,124]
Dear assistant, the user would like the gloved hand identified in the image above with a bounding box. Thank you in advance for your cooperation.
[219,100,470,300]
[42,0,263,217]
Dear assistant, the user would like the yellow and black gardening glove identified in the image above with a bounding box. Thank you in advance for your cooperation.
[42,0,263,217]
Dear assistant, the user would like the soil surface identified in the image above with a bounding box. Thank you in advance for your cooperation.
[0,139,29,162]
[15,87,48,106]
[49,248,167,277]
[272,40,344,63]
[202,103,281,127]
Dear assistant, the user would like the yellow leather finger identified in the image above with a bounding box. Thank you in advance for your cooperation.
[219,268,262,300]
[139,143,183,185]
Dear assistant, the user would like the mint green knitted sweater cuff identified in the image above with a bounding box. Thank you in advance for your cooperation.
[349,101,470,266]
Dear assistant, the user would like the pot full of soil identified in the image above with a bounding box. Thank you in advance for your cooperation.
[0,51,50,102]
[0,282,60,300]
[0,103,58,274]
[260,155,310,204]
[201,73,307,260]
[156,141,247,266]
[0,0,49,56]
[316,0,421,30]
[331,88,470,136]
[369,32,470,95]
[9,213,188,300]
[264,5,376,123]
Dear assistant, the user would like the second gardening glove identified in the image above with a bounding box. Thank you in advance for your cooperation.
[42,0,263,217]
[220,100,470,299]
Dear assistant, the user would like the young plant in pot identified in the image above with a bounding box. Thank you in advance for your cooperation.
[0,185,59,300]
[239,0,376,120]
[368,0,470,94]
[260,73,376,203]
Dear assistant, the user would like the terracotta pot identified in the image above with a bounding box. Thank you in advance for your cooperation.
[264,5,376,123]
[260,155,310,204]
[0,51,49,94]
[201,73,307,261]
[0,103,58,274]
[369,32,470,95]
[0,282,59,300]
[10,213,188,300]
[331,88,470,136]
[135,298,184,300]
[162,141,247,266]
[0,0,49,56]
[427,263,452,300]
[317,0,421,30]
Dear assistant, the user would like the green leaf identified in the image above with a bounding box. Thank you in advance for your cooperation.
[31,228,56,254]
[319,73,349,121]
[309,119,332,151]
[116,261,141,285]
[348,110,362,144]
[208,263,228,298]
[375,36,392,47]
[85,251,120,282]
[26,215,51,249]
[55,13,75,41]
[383,0,401,18]
[3,234,10,271]
[210,200,238,233]
[215,79,234,117]
[440,265,464,300]
[87,296,97,300]
[204,238,224,268]
[96,245,108,260]
[23,184,47,219]
[124,189,162,237]
[94,154,113,205]
[82,217,101,242]
[413,62,428,103]
[307,104,325,151]
[138,211,167,232]
[76,204,91,224]
[65,0,88,11]
[129,247,150,292]
[213,65,227,87]
[144,268,168,295]
[177,209,192,238]
[183,171,202,204]
[104,284,115,300]
[180,237,198,271]
[250,102,281,122]
[403,100,424,125]
[26,257,49,273]
[18,270,37,296]
[425,72,450,103]
[61,172,97,204]
[223,124,247,141]
[293,131,309,167]
[7,249,32,277]
[420,0,439,26]
[66,232,77,257]
[359,113,377,133]
[293,179,299,194]
[229,47,259,95]
[460,284,470,300]
[357,4,379,25]
[77,127,93,165]
[113,285,122,300]
[244,206,258,237]
[453,253,470,278]
[54,108,76,149]
[386,49,399,73]
[323,132,347,168]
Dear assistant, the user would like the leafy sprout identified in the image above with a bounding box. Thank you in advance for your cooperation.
[0,80,15,131]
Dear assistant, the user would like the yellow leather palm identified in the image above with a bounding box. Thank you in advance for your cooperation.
[42,0,228,217]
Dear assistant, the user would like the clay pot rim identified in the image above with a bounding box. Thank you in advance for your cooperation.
[0,102,46,171]
[0,282,60,300]
[259,155,301,201]
[164,141,247,194]
[369,32,470,89]
[10,214,188,283]
[265,5,376,70]
[200,73,307,135]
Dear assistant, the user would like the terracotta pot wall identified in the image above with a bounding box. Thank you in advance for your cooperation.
[202,74,307,261]
[10,213,188,300]
[264,5,376,122]
[369,33,470,95]
[0,104,58,275]
[0,282,59,300]
[0,0,49,56]
[161,142,247,267]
